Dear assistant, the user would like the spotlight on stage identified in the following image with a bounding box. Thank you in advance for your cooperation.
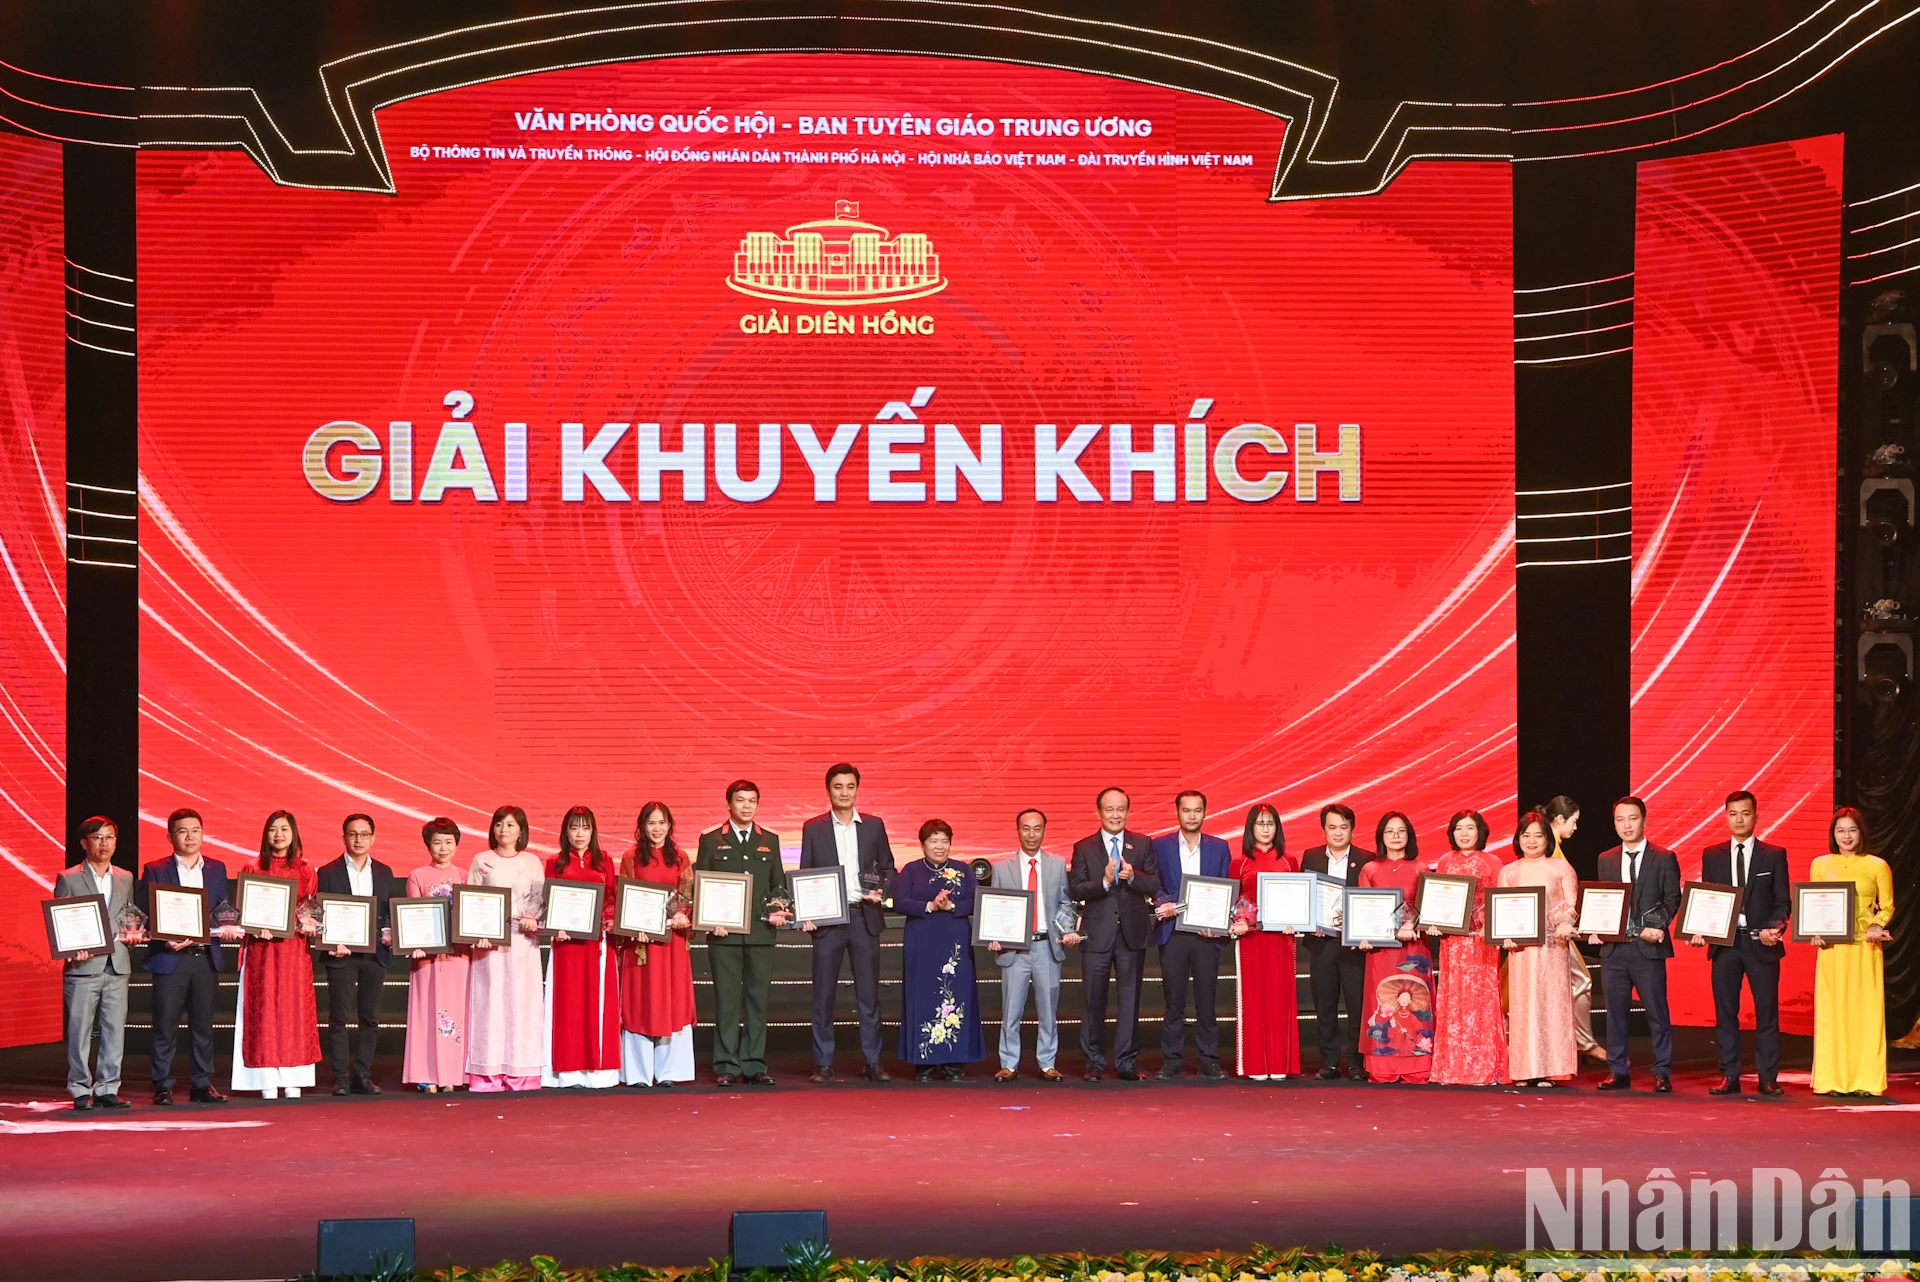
[1859,632,1914,705]
[968,857,994,884]
[1861,479,1915,547]
[317,1218,414,1280]
[730,1210,828,1273]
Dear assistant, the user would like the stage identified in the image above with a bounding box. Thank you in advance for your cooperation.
[1,1032,1912,1282]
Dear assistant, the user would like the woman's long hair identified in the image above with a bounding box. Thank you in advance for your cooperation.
[1375,811,1417,861]
[554,806,607,875]
[632,802,682,869]
[257,810,303,871]
[1447,809,1489,852]
[1241,803,1284,858]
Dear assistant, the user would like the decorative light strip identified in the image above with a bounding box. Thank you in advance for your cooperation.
[1515,481,1632,497]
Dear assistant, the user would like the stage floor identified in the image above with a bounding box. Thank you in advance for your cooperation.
[1,1032,1913,1282]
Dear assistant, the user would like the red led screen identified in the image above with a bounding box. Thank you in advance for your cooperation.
[0,133,65,1047]
[1631,135,1843,1033]
[136,55,1516,868]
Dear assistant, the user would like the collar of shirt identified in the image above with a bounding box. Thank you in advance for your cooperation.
[174,853,205,888]
[89,862,116,891]
[1326,846,1351,865]
[345,856,374,896]
[1180,834,1203,874]
[832,810,861,829]
[731,825,754,845]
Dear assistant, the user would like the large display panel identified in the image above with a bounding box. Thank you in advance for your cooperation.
[1631,135,1843,1033]
[0,133,66,1047]
[137,54,1515,862]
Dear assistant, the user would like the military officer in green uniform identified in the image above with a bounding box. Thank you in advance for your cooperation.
[696,779,790,1085]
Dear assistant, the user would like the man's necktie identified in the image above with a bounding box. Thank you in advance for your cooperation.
[1109,834,1123,880]
[1734,841,1746,886]
[1028,857,1041,933]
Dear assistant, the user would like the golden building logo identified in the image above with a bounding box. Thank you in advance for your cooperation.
[727,201,948,305]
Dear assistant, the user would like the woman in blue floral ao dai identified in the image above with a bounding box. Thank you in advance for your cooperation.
[895,819,985,1079]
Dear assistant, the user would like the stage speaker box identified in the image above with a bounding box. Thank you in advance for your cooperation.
[318,1217,415,1278]
[730,1209,828,1270]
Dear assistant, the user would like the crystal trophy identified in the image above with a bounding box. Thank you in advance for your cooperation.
[211,899,242,941]
[115,903,149,945]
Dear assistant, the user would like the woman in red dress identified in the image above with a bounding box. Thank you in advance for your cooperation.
[542,806,621,1088]
[1358,811,1434,1083]
[1427,809,1508,1086]
[231,810,321,1098]
[616,802,696,1087]
[1228,803,1301,1080]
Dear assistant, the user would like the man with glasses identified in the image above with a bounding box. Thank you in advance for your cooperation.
[317,813,401,1095]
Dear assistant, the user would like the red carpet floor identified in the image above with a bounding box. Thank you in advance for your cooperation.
[1,1034,1914,1282]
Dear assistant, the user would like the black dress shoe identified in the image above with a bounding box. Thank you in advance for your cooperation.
[1083,1070,1104,1082]
[72,1095,93,1111]
[1653,1076,1673,1093]
[152,1087,174,1106]
[1117,1067,1141,1081]
[1343,1064,1367,1082]
[1758,1080,1784,1097]
[93,1093,130,1110]
[941,1064,965,1081]
[742,1072,775,1086]
[332,1082,352,1096]
[655,1079,675,1088]
[1315,1066,1341,1081]
[1156,1065,1183,1081]
[1198,1062,1226,1079]
[1596,1075,1632,1091]
[809,1067,834,1084]
[862,1063,890,1082]
[713,1073,738,1087]
[1709,1077,1740,1096]
[915,1066,936,1081]
[190,1086,228,1103]
[351,1077,382,1095]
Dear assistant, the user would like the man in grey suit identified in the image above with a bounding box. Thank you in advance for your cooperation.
[56,816,135,1110]
[988,809,1080,1081]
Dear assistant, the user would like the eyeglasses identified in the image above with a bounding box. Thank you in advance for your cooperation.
[345,830,375,840]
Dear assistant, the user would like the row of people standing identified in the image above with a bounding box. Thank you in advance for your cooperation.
[56,778,1896,1108]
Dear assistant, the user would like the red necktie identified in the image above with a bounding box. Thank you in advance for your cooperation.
[1028,856,1041,933]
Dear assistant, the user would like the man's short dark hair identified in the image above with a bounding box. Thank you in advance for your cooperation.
[726,779,760,804]
[1016,808,1048,828]
[1095,786,1130,809]
[78,815,117,840]
[1724,790,1757,810]
[166,808,202,833]
[342,812,376,836]
[1614,795,1647,819]
[1174,789,1208,811]
[1319,803,1356,828]
[825,762,860,789]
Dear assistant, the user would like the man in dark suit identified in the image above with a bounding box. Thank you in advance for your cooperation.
[798,762,895,1083]
[1590,794,1681,1092]
[56,816,136,1110]
[695,780,789,1086]
[1691,790,1790,1097]
[1068,787,1161,1080]
[316,812,402,1096]
[140,808,231,1105]
[1300,803,1375,1080]
[1150,790,1233,1079]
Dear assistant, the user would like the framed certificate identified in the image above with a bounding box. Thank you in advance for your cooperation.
[43,895,110,960]
[235,873,299,939]
[450,884,512,946]
[692,870,752,933]
[1312,875,1346,937]
[1255,872,1315,932]
[788,867,850,928]
[1413,873,1475,935]
[1677,881,1743,946]
[1484,886,1546,946]
[1176,874,1239,935]
[542,879,605,941]
[148,884,209,943]
[608,878,673,942]
[1791,881,1857,944]
[972,887,1034,951]
[389,897,452,955]
[311,893,377,953]
[1575,881,1632,942]
[1341,887,1403,946]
